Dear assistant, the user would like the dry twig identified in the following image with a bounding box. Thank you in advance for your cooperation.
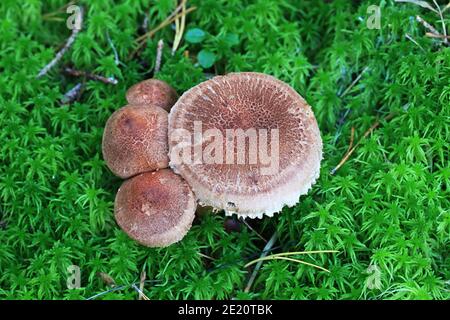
[345,127,355,155]
[61,82,83,104]
[154,39,164,74]
[433,0,448,45]
[132,284,150,300]
[240,218,267,243]
[172,0,187,54]
[425,32,450,39]
[64,67,118,85]
[340,67,369,98]
[138,271,147,300]
[37,7,83,78]
[416,15,440,35]
[331,113,396,175]
[97,272,116,287]
[42,1,76,21]
[405,33,426,51]
[130,5,196,58]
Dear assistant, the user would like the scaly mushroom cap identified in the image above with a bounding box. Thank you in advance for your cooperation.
[168,72,322,218]
[115,169,196,247]
[126,79,178,111]
[102,104,169,179]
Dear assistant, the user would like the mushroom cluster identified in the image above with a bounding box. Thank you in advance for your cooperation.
[103,73,322,247]
[103,79,196,248]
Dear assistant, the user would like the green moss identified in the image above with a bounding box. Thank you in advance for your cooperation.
[0,0,448,300]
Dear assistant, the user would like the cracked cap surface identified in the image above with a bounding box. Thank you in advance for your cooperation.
[114,169,196,247]
[168,72,322,218]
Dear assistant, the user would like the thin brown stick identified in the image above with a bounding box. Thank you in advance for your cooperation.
[61,82,83,104]
[172,0,187,54]
[154,39,164,74]
[426,32,450,39]
[340,67,369,98]
[345,127,355,155]
[42,1,76,20]
[433,0,448,45]
[137,7,196,44]
[174,11,180,51]
[416,15,440,35]
[42,17,66,22]
[330,113,396,175]
[138,271,146,300]
[130,6,196,58]
[136,2,185,43]
[132,284,150,300]
[64,67,118,85]
[198,252,216,261]
[37,7,83,78]
[240,218,267,243]
[405,33,426,51]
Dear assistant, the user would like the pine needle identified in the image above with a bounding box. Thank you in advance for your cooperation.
[42,1,76,20]
[130,5,196,58]
[331,112,396,175]
[444,3,450,12]
[198,252,215,261]
[433,0,448,45]
[245,256,329,273]
[268,250,339,258]
[394,0,439,14]
[172,0,187,54]
[244,250,338,273]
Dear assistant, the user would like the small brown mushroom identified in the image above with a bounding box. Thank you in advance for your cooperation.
[102,104,169,179]
[126,79,178,112]
[115,169,196,247]
[168,72,322,218]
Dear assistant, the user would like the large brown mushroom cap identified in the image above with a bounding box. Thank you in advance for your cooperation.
[126,79,178,112]
[168,72,322,218]
[102,104,169,179]
[115,169,196,247]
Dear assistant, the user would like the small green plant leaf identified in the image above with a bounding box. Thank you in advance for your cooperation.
[197,50,216,68]
[185,28,206,44]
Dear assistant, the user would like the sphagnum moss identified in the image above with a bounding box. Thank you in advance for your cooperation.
[0,0,448,300]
